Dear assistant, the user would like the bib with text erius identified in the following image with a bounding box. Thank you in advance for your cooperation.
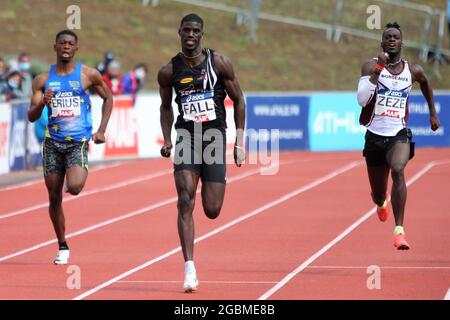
[50,91,81,118]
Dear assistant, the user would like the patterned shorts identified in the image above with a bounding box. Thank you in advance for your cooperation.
[43,138,89,176]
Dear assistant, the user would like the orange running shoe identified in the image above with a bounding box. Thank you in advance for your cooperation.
[393,227,410,250]
[376,196,389,222]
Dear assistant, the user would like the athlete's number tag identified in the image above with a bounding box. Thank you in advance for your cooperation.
[50,91,81,118]
[375,89,407,119]
[181,91,216,123]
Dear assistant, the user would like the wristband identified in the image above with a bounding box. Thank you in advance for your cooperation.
[374,64,384,74]
[234,145,243,149]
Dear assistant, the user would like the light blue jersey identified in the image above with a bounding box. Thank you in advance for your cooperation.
[44,62,92,142]
[447,0,450,19]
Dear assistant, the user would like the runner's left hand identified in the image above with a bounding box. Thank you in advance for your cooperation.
[160,142,173,158]
[430,114,440,131]
[234,144,245,167]
[92,131,106,144]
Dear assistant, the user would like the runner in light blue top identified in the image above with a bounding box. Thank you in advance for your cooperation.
[45,62,93,142]
[28,30,113,265]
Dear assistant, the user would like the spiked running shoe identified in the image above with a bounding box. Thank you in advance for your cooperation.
[54,249,70,265]
[183,273,198,293]
[376,194,389,222]
[393,230,410,250]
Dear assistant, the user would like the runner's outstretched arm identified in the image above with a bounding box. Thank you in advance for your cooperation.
[410,64,440,131]
[158,63,174,158]
[88,67,113,144]
[28,73,50,122]
[214,53,245,166]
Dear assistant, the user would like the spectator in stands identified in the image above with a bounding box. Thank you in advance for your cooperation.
[33,106,48,168]
[6,70,27,101]
[96,51,115,75]
[0,57,8,100]
[17,52,33,98]
[122,63,148,103]
[447,0,450,49]
[102,60,123,95]
[34,106,48,145]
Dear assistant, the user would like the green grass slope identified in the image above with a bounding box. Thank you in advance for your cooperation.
[1,0,448,91]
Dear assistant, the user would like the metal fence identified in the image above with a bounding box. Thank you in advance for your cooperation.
[144,0,449,77]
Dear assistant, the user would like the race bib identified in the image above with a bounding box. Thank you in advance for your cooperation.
[374,89,407,119]
[181,91,216,123]
[50,91,81,118]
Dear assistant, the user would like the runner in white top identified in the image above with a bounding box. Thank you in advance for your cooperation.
[357,22,440,250]
[366,58,412,136]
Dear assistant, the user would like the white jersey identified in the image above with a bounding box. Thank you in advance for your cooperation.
[366,60,413,136]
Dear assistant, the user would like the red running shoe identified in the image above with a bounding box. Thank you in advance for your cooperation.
[393,233,410,250]
[376,196,389,222]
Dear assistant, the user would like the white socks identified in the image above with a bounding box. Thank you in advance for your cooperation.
[394,226,405,235]
[185,260,196,275]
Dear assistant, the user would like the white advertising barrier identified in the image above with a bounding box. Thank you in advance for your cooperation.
[89,93,236,161]
[0,102,11,174]
[90,95,140,161]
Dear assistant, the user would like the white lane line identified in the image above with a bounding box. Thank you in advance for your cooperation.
[0,164,279,263]
[0,161,129,192]
[307,266,450,270]
[0,155,356,220]
[444,288,450,300]
[0,168,172,220]
[73,161,361,300]
[116,280,278,284]
[0,179,43,191]
[258,161,437,300]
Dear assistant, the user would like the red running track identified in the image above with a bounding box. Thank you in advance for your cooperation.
[0,149,449,300]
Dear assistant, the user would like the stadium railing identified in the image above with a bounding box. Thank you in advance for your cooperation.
[143,0,449,78]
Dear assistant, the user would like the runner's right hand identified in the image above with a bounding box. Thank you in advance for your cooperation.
[160,142,173,158]
[43,88,53,105]
[376,51,389,67]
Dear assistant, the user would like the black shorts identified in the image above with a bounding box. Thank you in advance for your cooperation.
[43,138,89,176]
[363,128,415,167]
[173,128,226,183]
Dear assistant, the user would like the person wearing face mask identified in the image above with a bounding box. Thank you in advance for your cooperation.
[18,52,33,98]
[447,0,450,49]
[96,51,115,76]
[102,60,123,95]
[0,57,8,100]
[121,63,148,104]
[6,70,27,101]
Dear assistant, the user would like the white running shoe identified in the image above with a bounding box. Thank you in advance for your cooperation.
[183,273,199,293]
[54,249,70,265]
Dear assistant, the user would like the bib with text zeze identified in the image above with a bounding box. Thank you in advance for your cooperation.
[374,89,407,119]
[50,91,81,118]
[181,91,216,123]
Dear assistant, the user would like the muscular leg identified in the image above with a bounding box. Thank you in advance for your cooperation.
[175,170,200,262]
[201,181,226,219]
[45,173,66,243]
[386,142,410,226]
[367,164,390,207]
[65,165,88,196]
